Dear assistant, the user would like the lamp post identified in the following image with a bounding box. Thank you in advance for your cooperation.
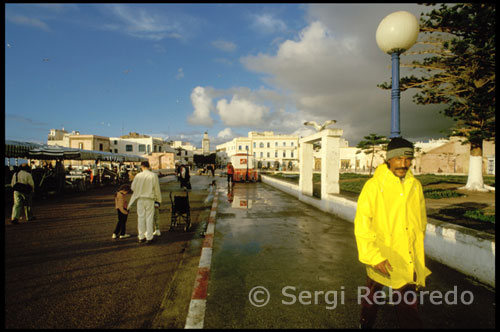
[376,11,419,138]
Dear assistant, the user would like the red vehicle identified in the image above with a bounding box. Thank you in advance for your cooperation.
[230,153,260,182]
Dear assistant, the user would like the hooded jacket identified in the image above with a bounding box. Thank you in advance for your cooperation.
[354,163,431,289]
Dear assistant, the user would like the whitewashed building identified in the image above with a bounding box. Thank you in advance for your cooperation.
[109,133,174,156]
[217,131,299,169]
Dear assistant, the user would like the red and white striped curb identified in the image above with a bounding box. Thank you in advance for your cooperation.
[185,193,219,329]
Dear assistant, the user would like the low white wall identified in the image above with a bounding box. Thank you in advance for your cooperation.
[261,175,495,288]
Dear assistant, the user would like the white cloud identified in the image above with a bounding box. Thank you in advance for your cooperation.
[188,86,214,126]
[217,128,234,139]
[212,39,237,52]
[100,4,198,41]
[7,14,51,31]
[216,95,269,127]
[250,13,287,34]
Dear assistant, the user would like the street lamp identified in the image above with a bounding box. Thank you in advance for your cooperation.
[376,11,419,138]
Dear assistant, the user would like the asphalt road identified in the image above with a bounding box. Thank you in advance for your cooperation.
[4,175,215,329]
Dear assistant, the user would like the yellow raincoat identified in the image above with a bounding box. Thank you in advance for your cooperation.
[354,163,431,289]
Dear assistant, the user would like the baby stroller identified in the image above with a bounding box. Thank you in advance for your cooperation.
[169,191,191,232]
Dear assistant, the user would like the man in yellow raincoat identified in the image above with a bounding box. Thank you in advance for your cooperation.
[354,137,431,329]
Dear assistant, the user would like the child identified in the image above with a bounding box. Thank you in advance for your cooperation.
[112,184,132,239]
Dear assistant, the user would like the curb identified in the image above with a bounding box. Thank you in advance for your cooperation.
[184,193,219,329]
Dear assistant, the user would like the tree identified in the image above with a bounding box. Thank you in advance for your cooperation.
[356,134,389,176]
[378,3,495,191]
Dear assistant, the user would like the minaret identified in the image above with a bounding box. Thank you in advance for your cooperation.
[202,132,210,155]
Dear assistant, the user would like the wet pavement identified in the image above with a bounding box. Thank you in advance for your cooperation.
[203,181,495,329]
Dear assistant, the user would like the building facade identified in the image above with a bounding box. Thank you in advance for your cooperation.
[217,131,300,169]
[48,128,110,152]
[109,132,173,156]
[417,137,495,175]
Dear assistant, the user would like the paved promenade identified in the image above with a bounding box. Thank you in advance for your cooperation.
[4,174,495,328]
[202,181,495,329]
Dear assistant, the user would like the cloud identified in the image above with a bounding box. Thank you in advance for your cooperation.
[188,86,214,126]
[217,128,234,139]
[7,14,51,31]
[250,13,287,34]
[212,39,237,52]
[176,68,184,80]
[216,95,269,127]
[99,4,199,41]
[6,113,48,126]
[240,6,454,145]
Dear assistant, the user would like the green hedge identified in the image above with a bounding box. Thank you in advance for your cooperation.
[464,210,496,224]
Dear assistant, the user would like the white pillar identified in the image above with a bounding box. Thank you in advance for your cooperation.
[299,142,313,196]
[321,132,341,199]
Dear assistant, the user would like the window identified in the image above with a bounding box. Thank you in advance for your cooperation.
[283,151,286,157]
[126,145,133,152]
[253,152,256,157]
[275,142,278,147]
[267,142,270,148]
[259,142,264,148]
[139,144,146,152]
[283,142,286,146]
[113,140,118,145]
[239,145,242,151]
[114,149,118,153]
[267,152,270,158]
[291,142,294,147]
[79,143,84,149]
[99,143,103,151]
[147,145,151,153]
[159,146,162,152]
[291,151,294,158]
[260,152,263,158]
[275,151,278,158]
[253,142,256,148]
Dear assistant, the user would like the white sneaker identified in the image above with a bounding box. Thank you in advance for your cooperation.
[112,234,117,239]
[154,230,161,236]
[119,234,131,239]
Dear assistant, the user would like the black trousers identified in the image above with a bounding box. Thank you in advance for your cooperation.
[113,209,128,236]
[360,276,423,329]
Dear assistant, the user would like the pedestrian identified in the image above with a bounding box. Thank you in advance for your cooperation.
[177,163,185,182]
[210,164,215,177]
[153,201,162,236]
[128,161,162,244]
[112,184,133,239]
[10,163,36,224]
[179,164,191,190]
[226,162,234,186]
[354,137,431,329]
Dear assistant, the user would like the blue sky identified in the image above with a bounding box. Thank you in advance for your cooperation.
[5,3,454,148]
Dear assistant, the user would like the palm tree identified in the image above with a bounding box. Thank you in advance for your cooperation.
[356,134,389,176]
